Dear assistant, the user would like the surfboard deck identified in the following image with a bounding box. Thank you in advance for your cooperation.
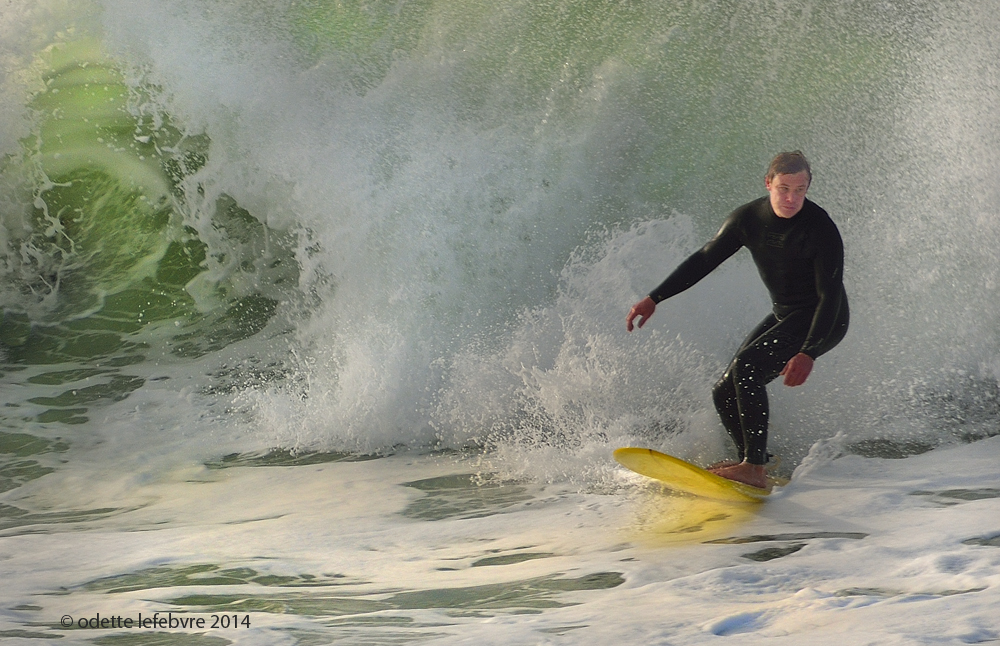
[614,447,771,502]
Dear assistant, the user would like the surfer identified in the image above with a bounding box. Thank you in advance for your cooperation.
[625,151,848,489]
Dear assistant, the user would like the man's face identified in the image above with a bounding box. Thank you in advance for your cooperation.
[765,170,810,218]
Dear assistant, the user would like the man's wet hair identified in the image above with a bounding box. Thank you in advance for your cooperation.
[766,151,811,183]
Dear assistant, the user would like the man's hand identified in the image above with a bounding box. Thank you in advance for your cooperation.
[780,352,814,387]
[626,297,656,332]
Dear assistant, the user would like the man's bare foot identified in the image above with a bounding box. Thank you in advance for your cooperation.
[707,459,741,470]
[708,462,768,489]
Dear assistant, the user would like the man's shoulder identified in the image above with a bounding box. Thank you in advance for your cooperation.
[725,196,770,228]
[800,200,844,252]
[802,199,839,229]
[802,198,830,217]
[732,196,770,215]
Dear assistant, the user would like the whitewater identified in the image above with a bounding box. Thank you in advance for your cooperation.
[0,1,999,644]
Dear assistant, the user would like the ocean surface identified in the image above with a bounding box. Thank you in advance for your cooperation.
[1,1,999,644]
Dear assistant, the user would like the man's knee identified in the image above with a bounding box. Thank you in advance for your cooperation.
[712,373,735,410]
[731,357,764,386]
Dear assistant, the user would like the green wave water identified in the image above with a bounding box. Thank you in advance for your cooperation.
[0,28,299,500]
[11,39,199,321]
[1,36,298,360]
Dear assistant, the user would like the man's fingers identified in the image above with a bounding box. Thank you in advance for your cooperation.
[626,307,642,331]
[781,353,814,387]
[783,365,804,386]
[627,297,656,332]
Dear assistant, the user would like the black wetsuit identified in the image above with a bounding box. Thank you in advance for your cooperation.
[648,196,849,465]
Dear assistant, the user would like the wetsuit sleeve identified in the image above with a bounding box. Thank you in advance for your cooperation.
[647,213,744,303]
[800,222,845,358]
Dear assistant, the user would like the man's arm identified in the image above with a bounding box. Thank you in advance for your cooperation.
[784,217,845,386]
[799,219,845,358]
[647,217,744,304]
[627,212,744,331]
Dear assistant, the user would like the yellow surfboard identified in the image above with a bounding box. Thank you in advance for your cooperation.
[614,447,771,503]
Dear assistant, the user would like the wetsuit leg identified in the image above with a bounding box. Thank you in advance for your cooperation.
[712,314,781,462]
[712,302,849,464]
[711,311,813,464]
